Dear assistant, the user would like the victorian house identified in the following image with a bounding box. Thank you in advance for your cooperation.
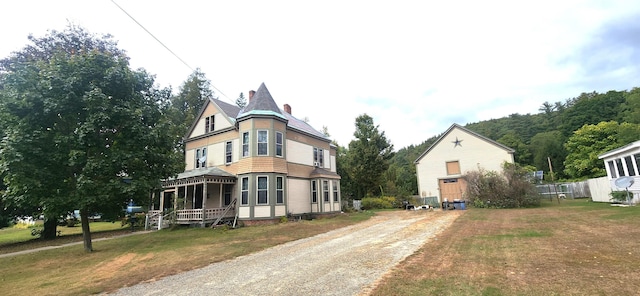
[148,83,341,227]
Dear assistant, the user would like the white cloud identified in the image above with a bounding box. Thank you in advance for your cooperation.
[2,0,639,149]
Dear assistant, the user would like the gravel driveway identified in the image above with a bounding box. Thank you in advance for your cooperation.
[110,210,462,296]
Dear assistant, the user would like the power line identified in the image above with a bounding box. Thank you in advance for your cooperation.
[110,0,232,102]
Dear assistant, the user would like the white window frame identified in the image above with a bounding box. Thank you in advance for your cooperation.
[241,177,249,205]
[275,131,283,157]
[257,176,268,205]
[333,181,339,202]
[195,147,207,168]
[257,130,268,156]
[276,176,284,204]
[323,180,329,202]
[205,115,215,133]
[242,132,250,157]
[313,147,324,167]
[311,180,317,203]
[225,141,233,164]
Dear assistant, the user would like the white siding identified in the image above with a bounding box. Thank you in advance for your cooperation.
[288,179,311,214]
[217,114,233,130]
[238,207,250,218]
[189,117,206,138]
[330,155,337,173]
[323,149,330,169]
[275,205,286,216]
[589,177,614,202]
[286,140,313,166]
[254,206,271,217]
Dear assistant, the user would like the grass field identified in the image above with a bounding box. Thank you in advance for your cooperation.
[0,222,128,247]
[0,212,373,295]
[370,199,640,296]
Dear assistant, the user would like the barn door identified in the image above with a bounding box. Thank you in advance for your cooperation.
[439,178,466,201]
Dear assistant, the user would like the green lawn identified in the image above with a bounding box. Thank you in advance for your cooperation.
[0,222,128,249]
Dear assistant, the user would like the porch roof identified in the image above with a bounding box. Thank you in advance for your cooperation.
[163,167,236,188]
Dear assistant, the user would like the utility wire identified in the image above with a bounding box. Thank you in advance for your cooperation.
[110,0,232,102]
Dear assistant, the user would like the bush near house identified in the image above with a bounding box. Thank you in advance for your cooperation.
[465,163,540,208]
[360,196,400,210]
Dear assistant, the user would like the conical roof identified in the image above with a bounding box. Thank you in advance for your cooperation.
[237,83,286,120]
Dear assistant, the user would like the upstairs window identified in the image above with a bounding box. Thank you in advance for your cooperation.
[313,147,324,167]
[195,147,207,168]
[205,115,215,133]
[276,132,283,157]
[242,132,249,157]
[257,130,268,156]
[446,161,460,175]
[225,141,232,164]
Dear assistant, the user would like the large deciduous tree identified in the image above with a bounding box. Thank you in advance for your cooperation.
[0,25,182,251]
[346,114,394,198]
[563,121,640,179]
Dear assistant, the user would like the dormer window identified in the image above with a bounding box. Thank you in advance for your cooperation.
[205,115,215,133]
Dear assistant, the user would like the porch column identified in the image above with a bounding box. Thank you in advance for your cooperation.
[202,182,208,224]
[191,184,195,209]
[159,190,164,212]
[219,183,223,207]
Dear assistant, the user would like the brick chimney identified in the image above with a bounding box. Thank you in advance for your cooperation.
[249,90,256,102]
[283,104,291,114]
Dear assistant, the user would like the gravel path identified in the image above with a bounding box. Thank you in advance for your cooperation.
[110,210,462,296]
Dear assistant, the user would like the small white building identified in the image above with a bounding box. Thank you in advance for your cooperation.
[598,140,640,203]
[414,124,514,204]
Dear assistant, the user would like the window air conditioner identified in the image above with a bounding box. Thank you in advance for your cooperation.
[314,161,320,167]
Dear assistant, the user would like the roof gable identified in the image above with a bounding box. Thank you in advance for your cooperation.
[414,123,515,164]
[185,98,241,139]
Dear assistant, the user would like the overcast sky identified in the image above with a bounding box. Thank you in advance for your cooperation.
[2,0,639,149]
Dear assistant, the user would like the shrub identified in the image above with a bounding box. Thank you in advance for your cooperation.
[610,191,630,202]
[361,196,394,210]
[464,162,540,208]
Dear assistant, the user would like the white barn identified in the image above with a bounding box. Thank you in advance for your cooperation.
[414,124,514,204]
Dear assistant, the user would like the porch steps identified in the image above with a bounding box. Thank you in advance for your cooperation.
[211,199,237,228]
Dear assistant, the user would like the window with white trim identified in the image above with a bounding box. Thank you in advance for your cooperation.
[225,141,232,164]
[241,177,249,205]
[276,131,283,157]
[624,156,636,176]
[205,115,215,133]
[242,132,249,157]
[257,176,268,204]
[276,176,284,204]
[333,182,339,202]
[323,180,329,202]
[313,147,324,167]
[257,130,268,156]
[616,158,625,177]
[311,180,317,203]
[195,147,207,168]
[608,160,617,178]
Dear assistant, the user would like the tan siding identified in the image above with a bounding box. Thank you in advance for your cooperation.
[185,131,239,151]
[286,130,330,149]
[185,149,195,171]
[236,157,288,174]
[238,207,250,218]
[287,139,313,166]
[254,118,271,129]
[288,163,314,178]
[275,205,286,216]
